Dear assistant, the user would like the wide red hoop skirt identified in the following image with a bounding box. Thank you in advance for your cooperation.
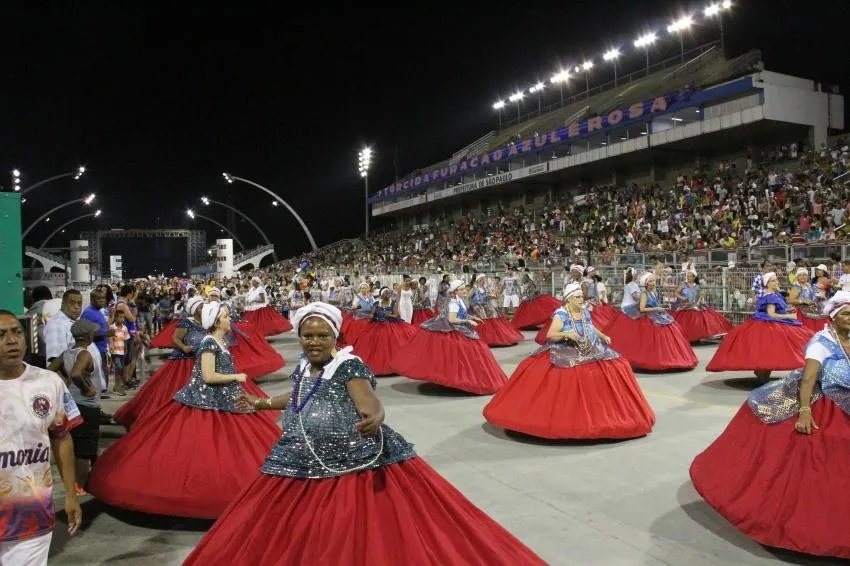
[475,317,524,347]
[483,351,654,439]
[340,316,372,345]
[230,321,285,380]
[351,322,419,376]
[795,310,830,333]
[690,397,850,559]
[241,306,293,337]
[112,358,195,428]
[589,304,621,334]
[149,319,179,349]
[534,324,552,346]
[183,457,546,566]
[411,308,437,326]
[705,319,813,372]
[112,358,276,429]
[389,331,507,394]
[670,308,733,342]
[511,295,561,329]
[88,401,281,519]
[605,317,698,371]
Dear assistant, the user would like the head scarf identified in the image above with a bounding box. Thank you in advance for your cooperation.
[291,302,343,338]
[687,269,698,278]
[186,296,204,316]
[585,266,596,275]
[208,286,221,297]
[201,302,224,330]
[448,279,465,293]
[829,301,850,319]
[639,273,655,287]
[563,283,583,299]
[475,274,486,282]
[251,276,261,284]
[569,264,584,274]
[816,264,829,273]
[795,267,808,276]
[762,272,777,285]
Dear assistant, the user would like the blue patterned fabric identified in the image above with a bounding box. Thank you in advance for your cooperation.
[752,293,803,325]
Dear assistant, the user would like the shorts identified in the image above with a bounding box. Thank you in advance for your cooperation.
[124,334,136,365]
[0,532,53,566]
[503,294,520,308]
[70,404,101,460]
[112,355,125,376]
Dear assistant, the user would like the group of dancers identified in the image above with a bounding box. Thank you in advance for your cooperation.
[81,265,849,562]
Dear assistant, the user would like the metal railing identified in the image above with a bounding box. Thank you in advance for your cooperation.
[233,244,274,264]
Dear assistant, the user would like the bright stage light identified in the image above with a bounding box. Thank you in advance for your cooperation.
[668,16,694,33]
[603,48,620,61]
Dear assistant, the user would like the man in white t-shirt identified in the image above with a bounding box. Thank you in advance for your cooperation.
[0,310,83,565]
[501,270,520,314]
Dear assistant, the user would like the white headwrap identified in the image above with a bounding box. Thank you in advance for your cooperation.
[291,302,343,338]
[585,266,596,275]
[208,286,222,297]
[762,272,777,285]
[563,282,583,299]
[475,274,486,281]
[816,264,829,273]
[829,301,850,319]
[186,296,204,316]
[448,279,465,293]
[639,273,655,287]
[251,276,261,284]
[201,302,224,330]
[569,264,584,274]
[795,267,808,276]
[687,269,698,278]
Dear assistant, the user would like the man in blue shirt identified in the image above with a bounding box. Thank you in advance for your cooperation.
[80,289,114,394]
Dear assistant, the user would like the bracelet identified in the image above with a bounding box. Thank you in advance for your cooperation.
[798,406,812,414]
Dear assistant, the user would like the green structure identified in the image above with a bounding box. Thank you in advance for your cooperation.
[0,193,23,314]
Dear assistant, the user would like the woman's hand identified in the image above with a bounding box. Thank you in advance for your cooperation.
[468,320,479,327]
[599,334,612,345]
[563,331,581,342]
[794,409,818,435]
[235,393,258,411]
[234,373,248,383]
[355,407,384,436]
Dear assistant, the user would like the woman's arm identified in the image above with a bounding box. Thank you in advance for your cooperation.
[795,358,821,434]
[172,327,192,353]
[236,391,292,411]
[639,292,663,313]
[200,351,246,384]
[674,284,686,300]
[347,378,384,436]
[787,286,805,305]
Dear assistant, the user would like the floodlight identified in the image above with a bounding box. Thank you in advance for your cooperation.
[222,172,234,184]
[94,210,102,217]
[74,166,86,180]
[668,16,693,33]
[508,91,524,102]
[603,48,620,61]
[493,100,506,110]
[272,201,279,206]
[12,169,20,177]
[201,196,210,205]
[187,209,195,219]
[550,70,570,83]
[83,193,96,205]
[529,82,545,93]
[634,32,657,47]
[582,61,593,71]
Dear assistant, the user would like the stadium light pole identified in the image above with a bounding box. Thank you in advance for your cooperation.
[221,172,318,251]
[705,1,733,54]
[492,100,505,129]
[528,82,545,114]
[509,91,524,123]
[579,61,593,94]
[634,32,657,75]
[550,70,570,105]
[668,16,694,63]
[22,193,96,240]
[200,196,277,262]
[20,166,87,197]
[186,209,245,250]
[603,48,621,86]
[358,148,372,239]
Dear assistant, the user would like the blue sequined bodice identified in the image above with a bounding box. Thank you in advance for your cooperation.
[373,301,395,322]
[748,332,850,422]
[583,280,598,300]
[261,356,416,479]
[452,298,468,320]
[679,284,698,303]
[470,287,489,305]
[168,318,206,360]
[554,308,599,343]
[173,336,251,412]
[541,308,620,368]
[355,295,374,315]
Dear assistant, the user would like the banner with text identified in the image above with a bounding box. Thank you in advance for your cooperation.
[371,87,694,204]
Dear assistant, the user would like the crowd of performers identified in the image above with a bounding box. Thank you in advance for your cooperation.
[54,263,850,562]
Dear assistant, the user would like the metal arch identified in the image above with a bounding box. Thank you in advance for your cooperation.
[229,175,318,251]
[191,214,244,250]
[205,198,277,262]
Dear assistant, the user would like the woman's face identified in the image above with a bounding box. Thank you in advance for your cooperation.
[566,293,583,309]
[766,277,779,291]
[217,307,232,332]
[252,280,259,288]
[797,272,809,284]
[455,285,468,298]
[645,277,656,290]
[299,318,335,364]
[833,307,850,333]
[380,289,391,300]
[687,273,695,284]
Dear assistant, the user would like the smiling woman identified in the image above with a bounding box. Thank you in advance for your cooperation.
[184,303,545,566]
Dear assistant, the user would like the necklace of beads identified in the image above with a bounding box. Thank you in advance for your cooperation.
[294,361,384,474]
[290,363,325,413]
[829,326,850,361]
[565,307,593,354]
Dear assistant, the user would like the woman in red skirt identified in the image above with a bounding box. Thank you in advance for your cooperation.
[788,267,830,332]
[112,296,206,428]
[669,270,733,342]
[410,277,436,325]
[351,287,418,376]
[88,303,280,519]
[485,283,654,439]
[184,303,545,566]
[469,274,523,347]
[706,271,813,379]
[584,266,620,333]
[691,302,850,560]
[511,271,561,330]
[604,273,697,371]
[242,276,293,337]
[390,280,507,394]
[340,282,375,344]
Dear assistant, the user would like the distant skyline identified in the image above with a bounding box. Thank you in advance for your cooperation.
[3,0,847,276]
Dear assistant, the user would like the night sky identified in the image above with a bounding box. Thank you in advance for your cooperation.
[3,0,848,277]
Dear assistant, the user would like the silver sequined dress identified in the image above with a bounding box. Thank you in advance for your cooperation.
[168,318,206,360]
[261,355,416,479]
[173,336,252,413]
